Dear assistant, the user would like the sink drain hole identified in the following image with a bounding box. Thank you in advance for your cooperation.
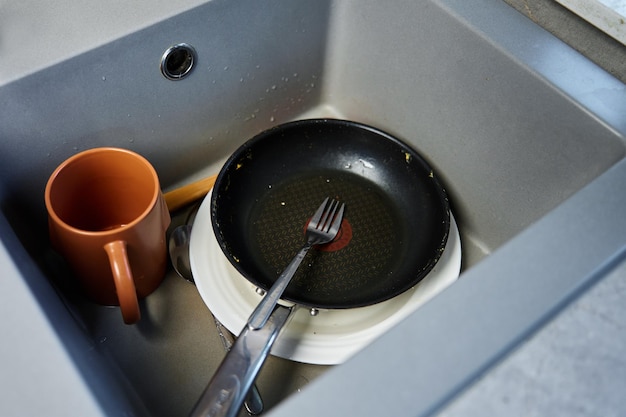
[160,43,196,80]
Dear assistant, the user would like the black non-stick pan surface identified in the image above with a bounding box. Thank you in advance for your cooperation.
[211,119,449,309]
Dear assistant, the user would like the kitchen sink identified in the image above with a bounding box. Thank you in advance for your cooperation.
[1,0,625,416]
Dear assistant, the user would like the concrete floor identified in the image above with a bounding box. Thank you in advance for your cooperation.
[503,0,626,83]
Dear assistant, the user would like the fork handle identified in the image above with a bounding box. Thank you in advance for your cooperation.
[190,305,293,417]
[248,242,312,330]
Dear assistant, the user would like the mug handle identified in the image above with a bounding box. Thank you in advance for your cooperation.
[103,240,141,324]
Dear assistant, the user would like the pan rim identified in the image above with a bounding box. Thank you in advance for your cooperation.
[211,118,450,309]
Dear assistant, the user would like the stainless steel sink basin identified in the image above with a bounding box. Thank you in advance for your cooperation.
[1,0,625,416]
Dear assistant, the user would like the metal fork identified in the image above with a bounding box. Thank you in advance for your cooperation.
[248,197,345,330]
[190,198,345,417]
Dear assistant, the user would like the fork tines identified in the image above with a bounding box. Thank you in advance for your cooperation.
[314,197,344,233]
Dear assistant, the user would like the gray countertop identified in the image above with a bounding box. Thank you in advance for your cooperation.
[0,229,105,416]
[1,3,206,415]
[0,0,208,86]
[2,0,624,86]
[439,4,626,414]
[503,0,626,83]
[438,258,626,417]
[1,1,625,416]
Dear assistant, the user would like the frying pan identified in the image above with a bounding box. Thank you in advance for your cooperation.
[191,119,450,417]
[211,118,450,308]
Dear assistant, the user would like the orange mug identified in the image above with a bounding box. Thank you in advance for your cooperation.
[45,147,171,324]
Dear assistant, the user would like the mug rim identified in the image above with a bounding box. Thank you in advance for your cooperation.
[44,147,161,236]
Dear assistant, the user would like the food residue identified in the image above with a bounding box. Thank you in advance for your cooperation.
[358,158,374,169]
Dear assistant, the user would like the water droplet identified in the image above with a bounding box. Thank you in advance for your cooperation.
[268,184,272,189]
[101,76,106,81]
[270,116,275,122]
[271,85,277,90]
[223,66,229,71]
